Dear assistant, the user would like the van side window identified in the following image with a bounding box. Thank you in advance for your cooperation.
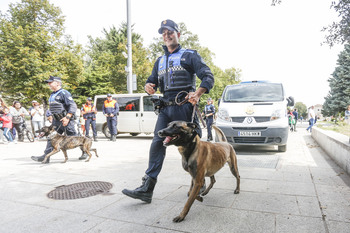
[96,98,106,111]
[143,96,155,112]
[117,97,140,111]
[95,97,118,111]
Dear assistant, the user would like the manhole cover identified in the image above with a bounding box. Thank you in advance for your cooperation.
[47,181,113,200]
[237,155,279,169]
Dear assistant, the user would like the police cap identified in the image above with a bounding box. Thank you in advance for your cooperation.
[158,19,179,34]
[87,97,92,101]
[45,76,61,83]
[107,94,112,97]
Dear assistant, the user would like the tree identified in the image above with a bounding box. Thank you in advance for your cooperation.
[0,0,84,107]
[294,102,307,119]
[322,44,350,116]
[322,0,350,47]
[272,0,350,47]
[149,22,241,110]
[78,23,153,104]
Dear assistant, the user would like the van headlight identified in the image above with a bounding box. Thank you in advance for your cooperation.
[218,109,231,122]
[270,109,285,121]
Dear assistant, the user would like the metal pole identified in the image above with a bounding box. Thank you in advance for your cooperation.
[127,0,133,94]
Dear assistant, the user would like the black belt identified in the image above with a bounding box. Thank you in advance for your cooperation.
[162,101,177,106]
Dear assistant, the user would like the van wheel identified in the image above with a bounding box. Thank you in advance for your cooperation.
[130,133,139,136]
[278,145,287,152]
[102,123,111,139]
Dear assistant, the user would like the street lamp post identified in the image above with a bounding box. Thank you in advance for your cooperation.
[126,0,133,94]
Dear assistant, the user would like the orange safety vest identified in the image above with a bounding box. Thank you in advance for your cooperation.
[82,104,96,119]
[103,99,117,114]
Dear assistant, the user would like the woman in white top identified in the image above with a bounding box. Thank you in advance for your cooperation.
[30,102,44,137]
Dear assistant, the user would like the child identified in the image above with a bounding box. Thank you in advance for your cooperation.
[0,108,14,143]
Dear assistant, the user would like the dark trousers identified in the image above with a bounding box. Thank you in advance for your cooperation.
[12,123,23,141]
[43,119,77,155]
[145,103,202,179]
[107,116,117,135]
[85,118,97,137]
[206,117,214,139]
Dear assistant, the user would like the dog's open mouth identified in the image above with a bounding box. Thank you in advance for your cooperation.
[38,132,46,138]
[163,135,179,146]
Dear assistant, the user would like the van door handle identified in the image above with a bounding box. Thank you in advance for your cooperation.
[141,113,143,117]
[136,113,138,117]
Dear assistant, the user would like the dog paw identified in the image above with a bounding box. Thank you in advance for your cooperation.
[173,215,185,223]
[196,196,203,202]
[234,190,240,194]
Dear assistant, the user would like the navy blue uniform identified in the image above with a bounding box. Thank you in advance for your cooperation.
[102,99,119,136]
[145,44,214,179]
[203,104,215,140]
[43,88,77,155]
[81,103,97,137]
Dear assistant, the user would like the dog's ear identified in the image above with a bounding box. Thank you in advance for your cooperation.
[187,122,197,130]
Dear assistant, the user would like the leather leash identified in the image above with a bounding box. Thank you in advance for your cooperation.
[175,91,207,128]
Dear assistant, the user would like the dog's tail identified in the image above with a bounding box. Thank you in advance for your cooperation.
[212,125,227,142]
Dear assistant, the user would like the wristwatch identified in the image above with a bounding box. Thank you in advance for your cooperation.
[65,115,71,120]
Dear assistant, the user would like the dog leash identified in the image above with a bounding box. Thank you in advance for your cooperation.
[175,91,207,128]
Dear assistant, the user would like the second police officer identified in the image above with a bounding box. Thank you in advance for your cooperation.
[102,94,119,141]
[203,97,215,141]
[31,76,87,163]
[81,97,98,142]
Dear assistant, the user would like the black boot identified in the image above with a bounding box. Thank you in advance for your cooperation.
[78,153,88,160]
[122,175,157,203]
[93,135,98,142]
[31,155,49,163]
[112,135,116,142]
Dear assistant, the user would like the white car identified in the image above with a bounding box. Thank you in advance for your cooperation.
[94,93,161,138]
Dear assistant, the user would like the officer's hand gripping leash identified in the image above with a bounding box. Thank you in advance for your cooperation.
[175,91,206,128]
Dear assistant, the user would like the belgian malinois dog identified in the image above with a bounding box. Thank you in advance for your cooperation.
[37,125,98,163]
[158,121,240,222]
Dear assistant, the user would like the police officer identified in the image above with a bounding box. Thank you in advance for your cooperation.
[102,94,119,141]
[122,19,214,203]
[31,76,81,163]
[81,97,98,142]
[203,97,215,141]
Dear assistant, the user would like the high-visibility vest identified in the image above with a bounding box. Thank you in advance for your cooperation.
[82,104,96,119]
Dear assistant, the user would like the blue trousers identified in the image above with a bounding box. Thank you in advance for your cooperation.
[306,118,314,132]
[145,103,202,179]
[85,118,97,137]
[107,116,117,135]
[206,117,214,139]
[43,119,77,155]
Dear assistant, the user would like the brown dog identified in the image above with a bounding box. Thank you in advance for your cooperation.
[158,121,240,222]
[37,125,98,163]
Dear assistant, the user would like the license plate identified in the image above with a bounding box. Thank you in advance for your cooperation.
[238,131,261,136]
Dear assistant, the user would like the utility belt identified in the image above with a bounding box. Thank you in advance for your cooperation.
[150,96,181,115]
[85,116,95,120]
[52,111,75,121]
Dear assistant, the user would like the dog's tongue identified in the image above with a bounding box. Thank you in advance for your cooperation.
[163,136,173,145]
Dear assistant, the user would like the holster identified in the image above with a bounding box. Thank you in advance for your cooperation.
[52,111,67,121]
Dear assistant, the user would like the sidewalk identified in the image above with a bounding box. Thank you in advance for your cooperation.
[0,128,349,232]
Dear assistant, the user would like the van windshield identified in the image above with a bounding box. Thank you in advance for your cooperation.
[223,83,284,102]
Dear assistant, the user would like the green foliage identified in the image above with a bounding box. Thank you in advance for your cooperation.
[0,0,84,107]
[323,44,350,116]
[76,23,153,106]
[294,102,307,119]
[322,0,350,47]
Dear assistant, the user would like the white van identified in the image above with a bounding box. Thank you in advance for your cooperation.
[94,93,160,137]
[215,81,294,152]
